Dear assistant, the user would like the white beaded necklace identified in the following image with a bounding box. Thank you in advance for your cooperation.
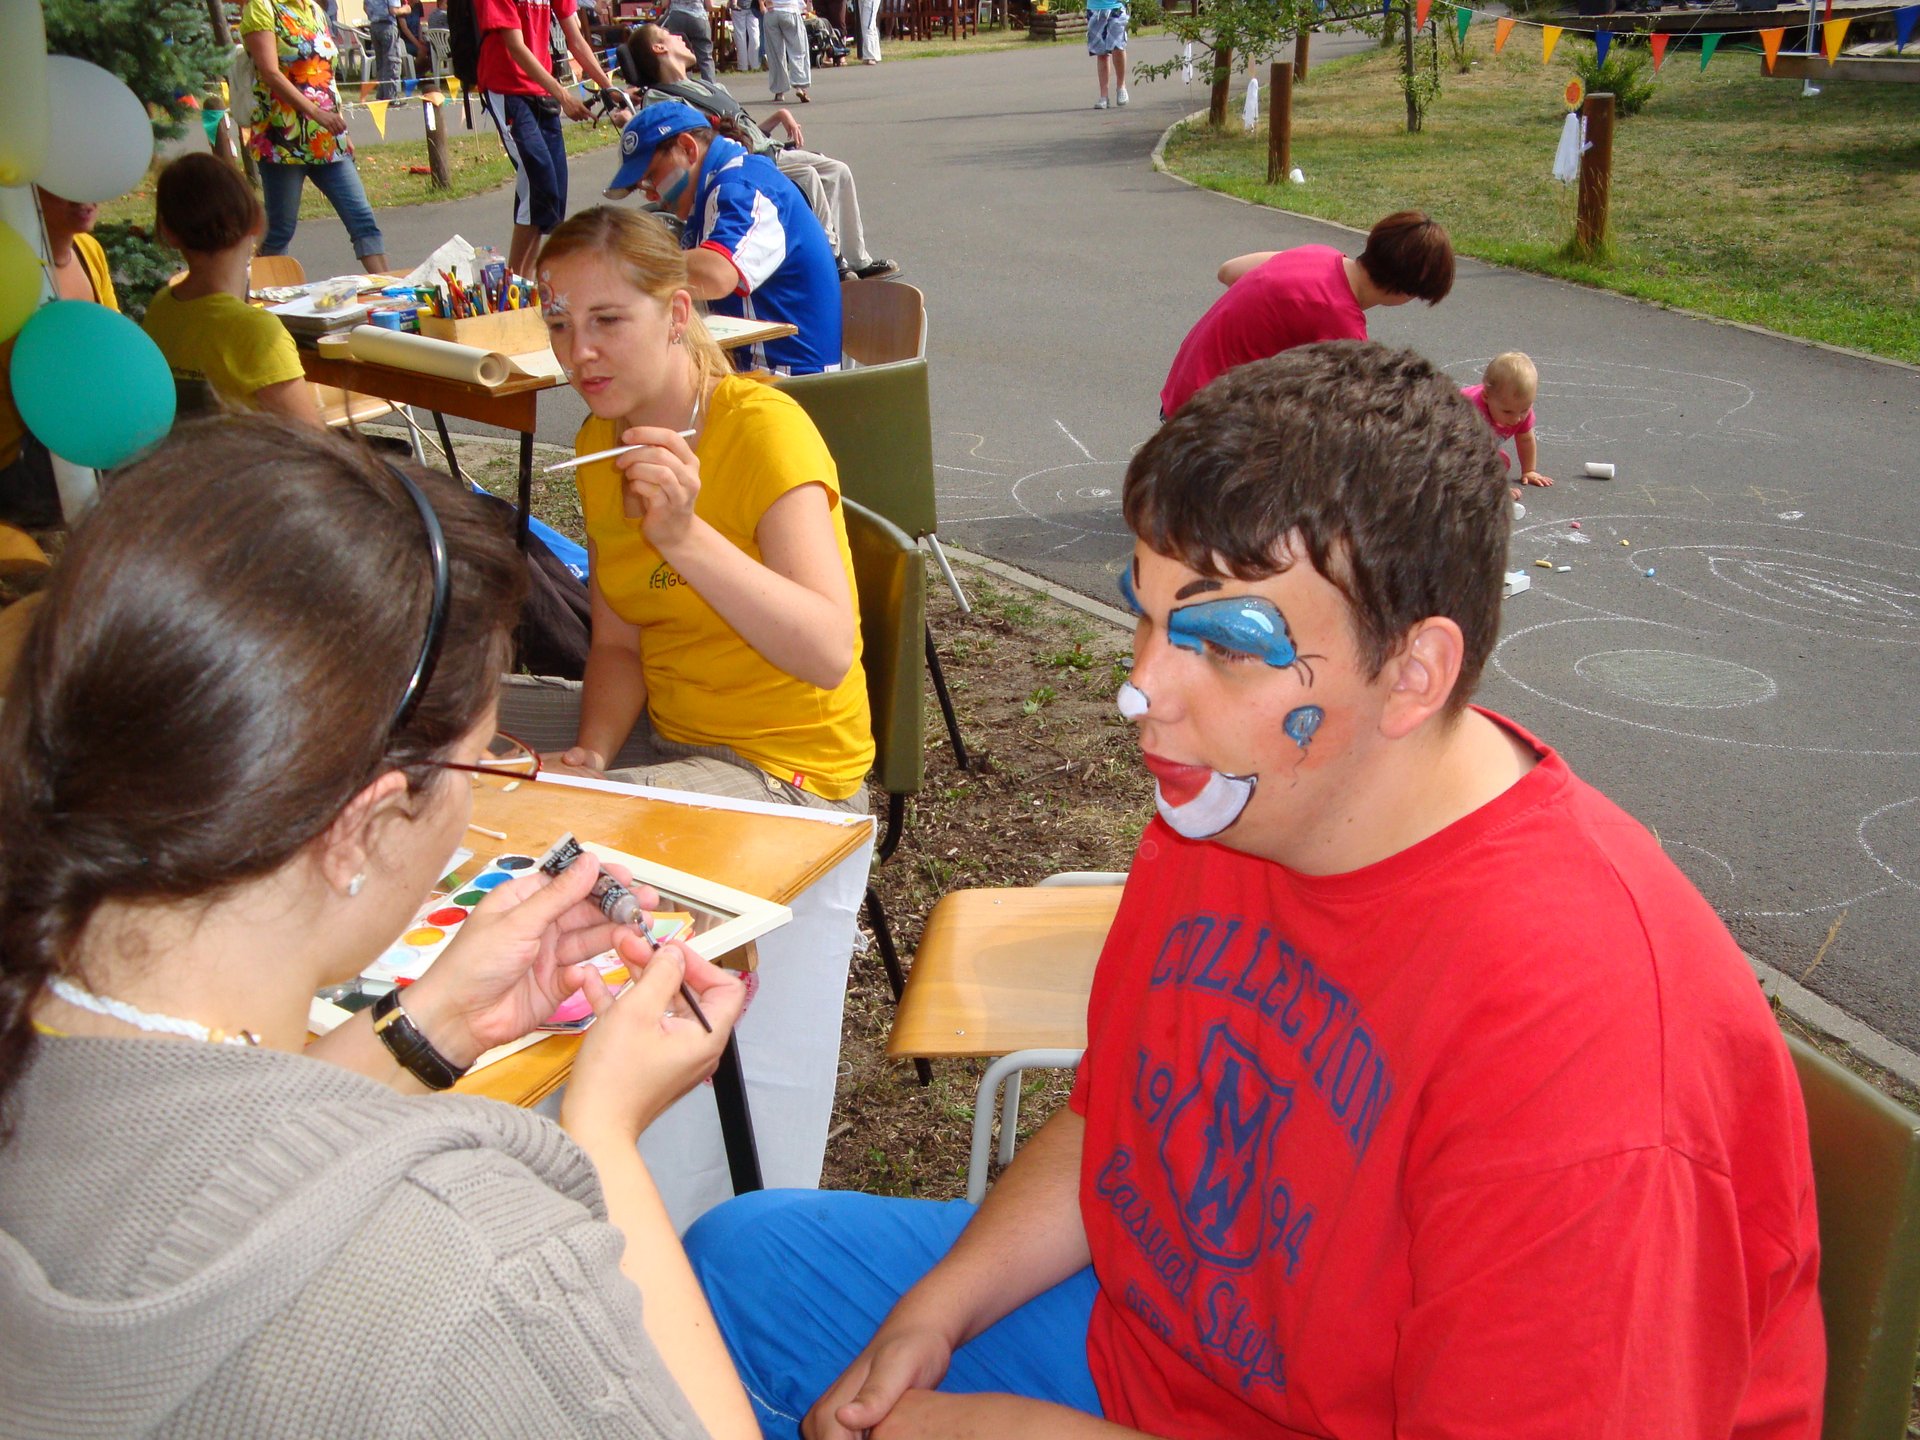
[47,977,260,1047]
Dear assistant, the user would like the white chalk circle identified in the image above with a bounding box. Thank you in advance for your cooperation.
[1573,649,1778,709]
[1858,796,1920,892]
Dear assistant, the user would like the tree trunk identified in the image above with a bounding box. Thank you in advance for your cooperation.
[1401,1,1420,133]
[1209,44,1234,128]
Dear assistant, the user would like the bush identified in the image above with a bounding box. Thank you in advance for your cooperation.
[96,224,181,323]
[1567,40,1658,117]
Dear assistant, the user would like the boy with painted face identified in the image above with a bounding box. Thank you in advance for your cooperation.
[681,342,1825,1440]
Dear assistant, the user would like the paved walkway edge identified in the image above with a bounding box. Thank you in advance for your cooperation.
[1148,114,1920,379]
[941,543,1920,1093]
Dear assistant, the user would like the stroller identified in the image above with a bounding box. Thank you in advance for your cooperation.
[804,9,850,66]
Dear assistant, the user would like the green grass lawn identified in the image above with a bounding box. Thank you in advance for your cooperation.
[1161,33,1920,364]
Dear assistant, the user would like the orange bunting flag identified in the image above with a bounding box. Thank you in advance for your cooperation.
[1759,26,1786,71]
[1822,18,1850,60]
[1541,24,1563,63]
[1415,0,1432,27]
[1649,33,1669,69]
[1494,16,1515,51]
[359,80,376,101]
[367,99,389,138]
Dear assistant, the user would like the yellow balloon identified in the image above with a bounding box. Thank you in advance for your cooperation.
[0,5,50,188]
[0,219,42,344]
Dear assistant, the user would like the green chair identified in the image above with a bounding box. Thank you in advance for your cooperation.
[841,498,933,1083]
[1786,1033,1920,1440]
[778,358,970,769]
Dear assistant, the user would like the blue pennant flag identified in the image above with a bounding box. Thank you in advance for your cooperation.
[1594,29,1612,65]
[402,76,418,98]
[1896,4,1917,50]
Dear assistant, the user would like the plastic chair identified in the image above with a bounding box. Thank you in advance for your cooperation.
[776,359,971,769]
[1786,1033,1920,1440]
[841,498,933,1083]
[840,279,926,367]
[889,872,1124,1200]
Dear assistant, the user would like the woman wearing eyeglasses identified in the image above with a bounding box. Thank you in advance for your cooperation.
[0,418,754,1439]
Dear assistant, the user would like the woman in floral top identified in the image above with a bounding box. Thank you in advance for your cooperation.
[240,0,390,272]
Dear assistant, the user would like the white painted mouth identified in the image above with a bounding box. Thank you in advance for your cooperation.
[1155,770,1256,839]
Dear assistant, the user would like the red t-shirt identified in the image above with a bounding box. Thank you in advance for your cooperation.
[1070,712,1824,1440]
[476,0,576,96]
[1159,246,1367,416]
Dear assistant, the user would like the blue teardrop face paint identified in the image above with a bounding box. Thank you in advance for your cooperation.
[1166,595,1299,669]
[1283,705,1323,752]
[1115,567,1143,616]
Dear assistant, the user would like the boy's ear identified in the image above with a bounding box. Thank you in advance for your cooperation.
[1379,617,1464,739]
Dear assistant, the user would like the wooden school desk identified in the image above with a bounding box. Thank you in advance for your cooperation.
[450,775,870,1199]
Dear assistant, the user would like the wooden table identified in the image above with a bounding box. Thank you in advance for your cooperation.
[451,777,870,1190]
[300,315,800,549]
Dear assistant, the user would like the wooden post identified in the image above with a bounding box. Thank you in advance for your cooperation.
[423,95,452,189]
[1266,60,1293,184]
[1294,28,1311,81]
[1574,91,1615,256]
[1208,44,1234,128]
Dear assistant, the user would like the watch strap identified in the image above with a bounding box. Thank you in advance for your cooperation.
[370,989,468,1091]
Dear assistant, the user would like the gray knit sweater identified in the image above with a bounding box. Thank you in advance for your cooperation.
[0,1036,710,1439]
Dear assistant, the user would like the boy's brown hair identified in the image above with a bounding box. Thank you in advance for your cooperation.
[1356,210,1454,305]
[1122,340,1507,715]
[154,153,262,255]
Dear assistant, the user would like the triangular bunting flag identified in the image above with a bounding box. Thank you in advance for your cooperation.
[1455,4,1471,43]
[1541,25,1563,63]
[1821,18,1850,60]
[1382,0,1392,22]
[1650,33,1669,69]
[1699,32,1722,70]
[448,77,463,98]
[218,79,230,106]
[1494,16,1514,51]
[402,77,418,97]
[1594,30,1612,66]
[359,80,376,100]
[1759,27,1785,71]
[1415,0,1432,28]
[367,99,389,138]
[1896,5,1917,51]
[200,108,226,147]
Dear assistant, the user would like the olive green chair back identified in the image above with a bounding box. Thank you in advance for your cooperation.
[777,360,939,544]
[1787,1033,1920,1440]
[841,498,924,849]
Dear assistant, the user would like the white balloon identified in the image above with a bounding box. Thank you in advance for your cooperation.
[37,56,154,204]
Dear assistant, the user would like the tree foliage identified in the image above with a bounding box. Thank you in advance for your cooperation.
[1136,0,1383,127]
[41,0,228,143]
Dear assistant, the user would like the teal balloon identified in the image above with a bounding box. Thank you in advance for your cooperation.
[11,301,175,469]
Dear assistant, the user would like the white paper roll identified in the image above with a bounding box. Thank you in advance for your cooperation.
[1584,461,1616,479]
[344,325,511,387]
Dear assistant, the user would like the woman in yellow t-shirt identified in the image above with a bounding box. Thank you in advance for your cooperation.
[511,206,872,811]
[140,155,320,427]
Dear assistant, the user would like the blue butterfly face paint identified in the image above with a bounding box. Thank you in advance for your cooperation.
[1115,567,1143,616]
[1283,705,1323,752]
[1167,595,1299,668]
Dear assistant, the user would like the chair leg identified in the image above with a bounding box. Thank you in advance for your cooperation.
[926,534,971,614]
[864,885,933,1085]
[924,623,970,771]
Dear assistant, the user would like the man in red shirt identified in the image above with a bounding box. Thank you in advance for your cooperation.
[1159,210,1454,417]
[683,341,1826,1440]
[476,0,626,274]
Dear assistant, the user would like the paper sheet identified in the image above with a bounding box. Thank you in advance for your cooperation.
[330,326,566,387]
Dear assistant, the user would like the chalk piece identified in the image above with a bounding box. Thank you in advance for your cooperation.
[1620,539,1629,546]
[1557,565,1572,572]
[1569,521,1582,530]
[1645,568,1656,577]
[1584,461,1616,479]
[1535,559,1554,569]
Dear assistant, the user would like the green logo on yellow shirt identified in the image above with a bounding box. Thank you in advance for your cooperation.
[648,561,686,590]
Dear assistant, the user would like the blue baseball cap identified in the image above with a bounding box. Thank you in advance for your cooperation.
[604,101,711,200]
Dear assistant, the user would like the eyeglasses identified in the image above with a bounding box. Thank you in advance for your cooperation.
[428,731,542,790]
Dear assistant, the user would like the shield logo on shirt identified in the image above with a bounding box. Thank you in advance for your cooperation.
[1158,1023,1293,1271]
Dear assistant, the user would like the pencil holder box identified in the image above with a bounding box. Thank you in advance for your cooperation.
[417,308,550,355]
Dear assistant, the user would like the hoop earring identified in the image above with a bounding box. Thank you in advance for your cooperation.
[348,873,366,898]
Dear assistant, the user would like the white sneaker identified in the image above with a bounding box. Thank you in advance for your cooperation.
[1116,86,1129,106]
[1094,95,1109,109]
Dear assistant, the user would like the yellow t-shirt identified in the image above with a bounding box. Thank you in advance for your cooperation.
[140,286,307,408]
[578,375,874,800]
[1,233,120,467]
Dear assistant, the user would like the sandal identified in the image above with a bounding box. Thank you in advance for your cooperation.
[796,88,811,102]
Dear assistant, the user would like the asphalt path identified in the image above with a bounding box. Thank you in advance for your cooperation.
[285,36,1920,1053]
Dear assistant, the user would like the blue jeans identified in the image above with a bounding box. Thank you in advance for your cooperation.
[369,18,402,100]
[683,1190,1103,1439]
[258,159,387,262]
[482,91,569,232]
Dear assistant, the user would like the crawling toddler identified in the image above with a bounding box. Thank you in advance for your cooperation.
[1462,351,1552,498]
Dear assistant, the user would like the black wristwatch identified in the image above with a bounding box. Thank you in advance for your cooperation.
[371,989,469,1091]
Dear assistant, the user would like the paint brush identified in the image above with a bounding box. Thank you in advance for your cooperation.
[534,833,712,1033]
[542,430,699,473]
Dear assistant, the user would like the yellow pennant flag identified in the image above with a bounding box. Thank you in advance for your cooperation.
[1822,17,1850,61]
[1759,26,1786,71]
[1494,16,1515,51]
[448,77,463,98]
[367,99,389,138]
[1541,24,1563,63]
